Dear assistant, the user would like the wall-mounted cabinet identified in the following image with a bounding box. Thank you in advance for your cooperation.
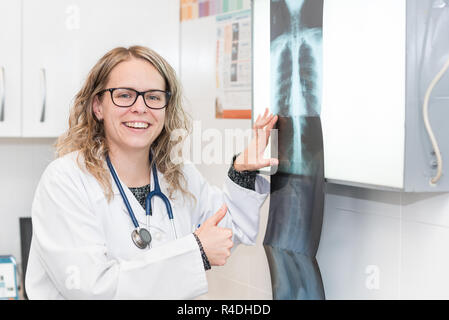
[0,1,22,137]
[1,0,180,138]
[321,0,449,192]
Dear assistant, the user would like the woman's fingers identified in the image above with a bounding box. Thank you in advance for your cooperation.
[264,115,278,138]
[268,114,278,129]
[245,109,279,170]
[251,112,277,155]
[255,110,275,129]
[255,157,279,170]
[262,114,277,133]
[255,114,277,146]
[257,109,271,123]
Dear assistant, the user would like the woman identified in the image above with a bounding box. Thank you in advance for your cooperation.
[25,46,278,299]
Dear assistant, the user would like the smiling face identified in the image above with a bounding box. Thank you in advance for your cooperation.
[93,57,167,154]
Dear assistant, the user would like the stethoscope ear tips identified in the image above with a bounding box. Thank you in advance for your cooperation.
[131,228,152,249]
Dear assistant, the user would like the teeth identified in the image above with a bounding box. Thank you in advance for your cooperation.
[124,122,149,129]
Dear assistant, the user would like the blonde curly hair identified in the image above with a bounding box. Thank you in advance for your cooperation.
[56,46,193,202]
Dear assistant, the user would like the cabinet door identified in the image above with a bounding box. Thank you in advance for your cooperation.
[0,1,21,137]
[22,0,180,137]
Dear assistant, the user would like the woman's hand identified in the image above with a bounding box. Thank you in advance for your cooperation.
[194,204,233,266]
[234,108,279,172]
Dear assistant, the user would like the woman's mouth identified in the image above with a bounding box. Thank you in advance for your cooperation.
[123,121,150,129]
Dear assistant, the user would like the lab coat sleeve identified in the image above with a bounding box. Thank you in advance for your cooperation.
[29,160,207,300]
[186,163,270,247]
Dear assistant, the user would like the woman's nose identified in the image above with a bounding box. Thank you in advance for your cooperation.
[130,94,147,113]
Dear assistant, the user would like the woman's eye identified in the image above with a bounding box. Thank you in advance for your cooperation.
[148,95,160,101]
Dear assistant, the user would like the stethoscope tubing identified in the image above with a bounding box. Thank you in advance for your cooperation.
[106,155,140,229]
[106,153,177,239]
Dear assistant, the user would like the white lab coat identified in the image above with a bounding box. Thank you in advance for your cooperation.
[25,151,269,299]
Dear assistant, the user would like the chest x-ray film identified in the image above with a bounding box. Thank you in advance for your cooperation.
[259,0,326,300]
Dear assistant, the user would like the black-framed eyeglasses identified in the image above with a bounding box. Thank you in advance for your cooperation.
[98,88,171,109]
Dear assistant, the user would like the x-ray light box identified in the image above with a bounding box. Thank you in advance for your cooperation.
[253,0,449,192]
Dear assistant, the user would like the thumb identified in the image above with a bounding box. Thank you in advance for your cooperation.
[208,204,228,226]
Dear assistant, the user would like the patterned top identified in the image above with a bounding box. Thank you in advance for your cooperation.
[128,184,151,209]
[127,155,257,271]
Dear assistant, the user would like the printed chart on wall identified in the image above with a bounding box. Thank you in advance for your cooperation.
[215,10,252,119]
[181,0,251,20]
[180,0,252,119]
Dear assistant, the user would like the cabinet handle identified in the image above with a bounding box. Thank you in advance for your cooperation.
[0,66,5,122]
[40,68,47,123]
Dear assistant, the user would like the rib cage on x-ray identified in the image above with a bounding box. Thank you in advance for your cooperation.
[271,27,322,175]
[263,0,325,300]
[275,35,321,115]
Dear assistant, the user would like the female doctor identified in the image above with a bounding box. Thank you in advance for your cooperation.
[25,46,278,299]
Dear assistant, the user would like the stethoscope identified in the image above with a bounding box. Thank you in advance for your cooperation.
[106,153,178,249]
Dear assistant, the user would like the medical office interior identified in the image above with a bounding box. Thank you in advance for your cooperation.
[1,0,449,300]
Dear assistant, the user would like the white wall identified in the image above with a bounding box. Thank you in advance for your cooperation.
[318,184,449,299]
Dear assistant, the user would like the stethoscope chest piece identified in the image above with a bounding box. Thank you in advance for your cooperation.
[131,228,152,249]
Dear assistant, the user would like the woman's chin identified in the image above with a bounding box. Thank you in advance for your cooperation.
[119,139,152,152]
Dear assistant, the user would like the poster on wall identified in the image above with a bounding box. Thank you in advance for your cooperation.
[181,0,251,21]
[215,10,252,119]
[180,0,252,119]
[263,0,326,300]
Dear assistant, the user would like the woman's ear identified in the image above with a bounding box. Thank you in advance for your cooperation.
[92,95,104,121]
